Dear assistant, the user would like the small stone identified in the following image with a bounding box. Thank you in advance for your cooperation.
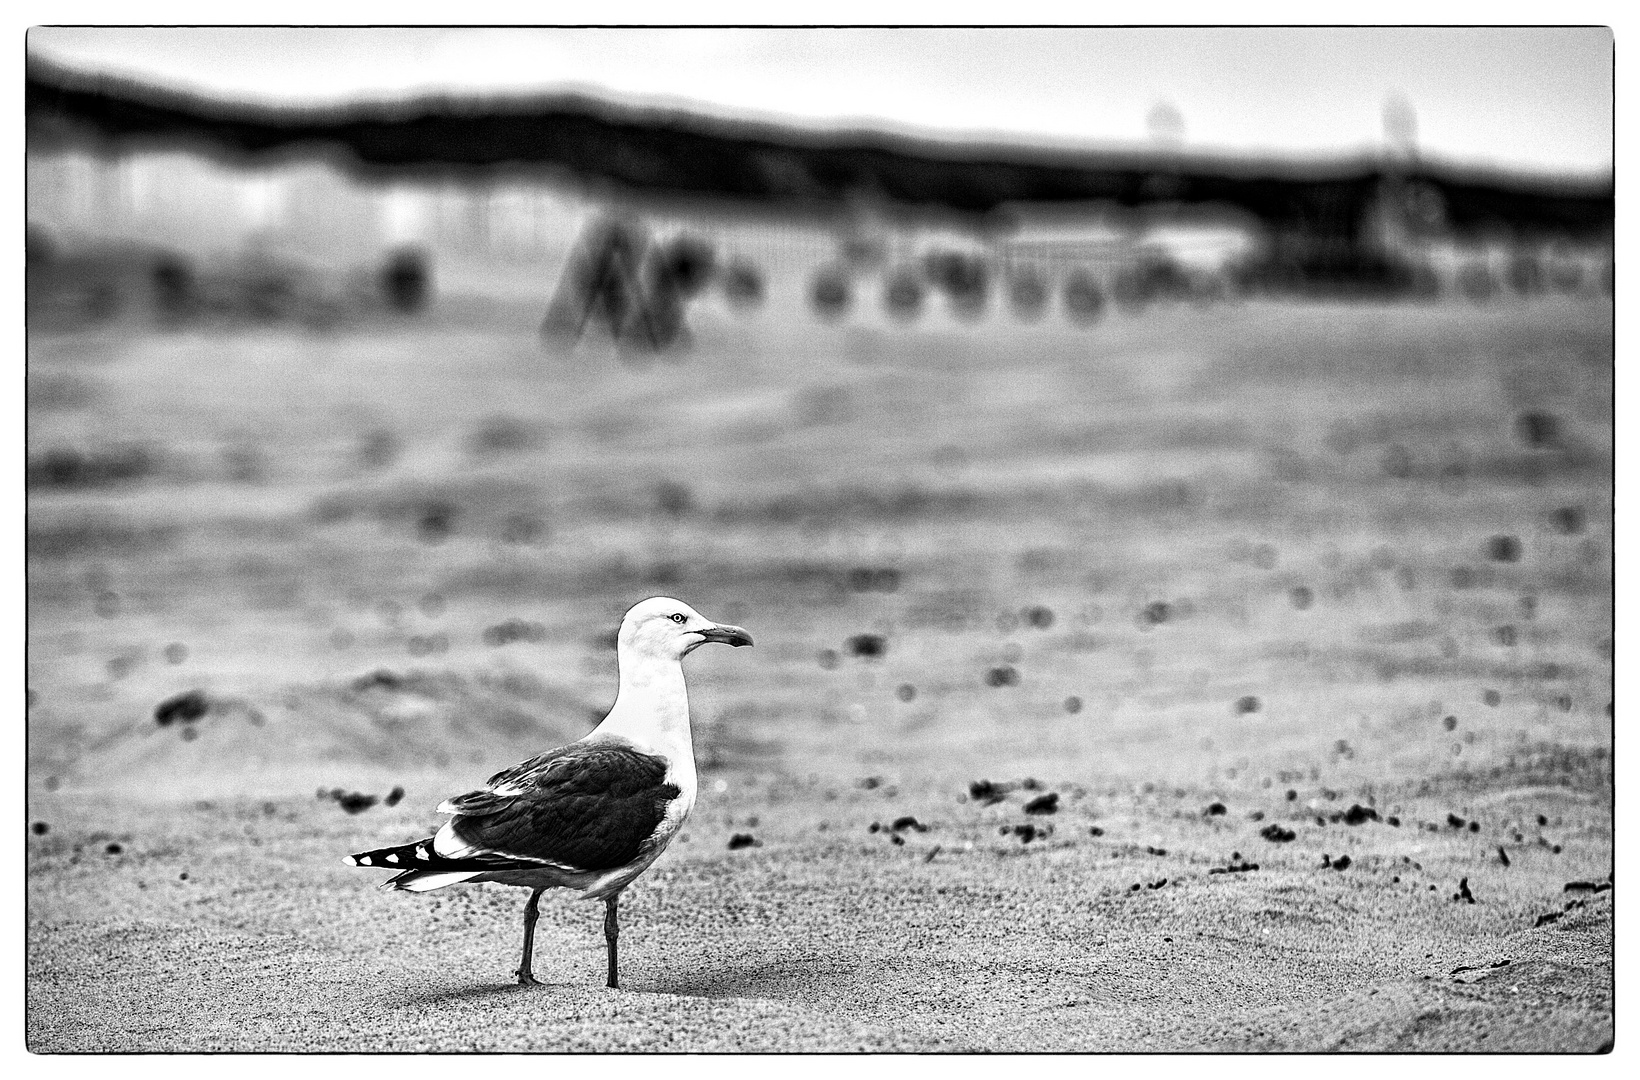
[1023,793,1059,815]
[1486,535,1522,563]
[154,690,209,727]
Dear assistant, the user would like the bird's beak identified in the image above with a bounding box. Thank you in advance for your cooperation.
[694,624,753,648]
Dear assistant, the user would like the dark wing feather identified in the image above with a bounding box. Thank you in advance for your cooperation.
[447,741,681,872]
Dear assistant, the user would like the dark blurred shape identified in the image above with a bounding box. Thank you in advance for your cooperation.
[1487,535,1523,562]
[1507,251,1546,295]
[383,785,405,807]
[1514,411,1560,449]
[27,445,157,489]
[1456,262,1499,302]
[1006,267,1049,319]
[542,218,701,353]
[969,779,1006,804]
[1552,506,1586,534]
[483,619,547,646]
[335,791,378,814]
[651,234,716,299]
[881,267,925,321]
[810,266,852,320]
[501,512,548,545]
[1024,605,1055,629]
[984,665,1020,687]
[847,633,887,658]
[896,683,916,703]
[719,260,765,308]
[150,251,196,322]
[31,822,49,836]
[154,689,209,726]
[922,251,989,318]
[1205,801,1227,816]
[381,246,431,313]
[1140,600,1171,626]
[1483,689,1501,706]
[416,501,458,542]
[1341,804,1378,825]
[468,414,537,456]
[1234,695,1261,714]
[1112,250,1193,312]
[1260,824,1296,842]
[1024,792,1059,815]
[27,223,56,268]
[817,648,839,670]
[654,481,694,518]
[357,428,401,470]
[1289,586,1314,610]
[1063,695,1083,714]
[1062,270,1105,323]
[727,833,757,850]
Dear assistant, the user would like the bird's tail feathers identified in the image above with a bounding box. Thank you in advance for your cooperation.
[345,837,484,892]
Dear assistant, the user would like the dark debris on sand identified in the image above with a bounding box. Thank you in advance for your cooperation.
[154,689,209,726]
[1023,792,1059,815]
[847,634,887,659]
[318,788,380,814]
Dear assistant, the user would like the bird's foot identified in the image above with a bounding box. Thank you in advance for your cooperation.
[516,969,541,986]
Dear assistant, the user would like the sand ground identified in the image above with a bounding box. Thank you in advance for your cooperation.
[26,293,1613,1051]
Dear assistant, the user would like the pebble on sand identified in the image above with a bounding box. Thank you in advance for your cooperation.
[154,690,209,727]
[727,833,758,850]
[984,666,1020,687]
[335,792,378,814]
[1023,793,1059,815]
[847,634,887,659]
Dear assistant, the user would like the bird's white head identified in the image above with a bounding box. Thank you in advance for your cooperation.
[618,597,754,662]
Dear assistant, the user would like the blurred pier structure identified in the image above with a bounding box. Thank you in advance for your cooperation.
[27,55,1612,336]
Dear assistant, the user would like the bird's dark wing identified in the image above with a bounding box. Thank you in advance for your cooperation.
[442,740,681,873]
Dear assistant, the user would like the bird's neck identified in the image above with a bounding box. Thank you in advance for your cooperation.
[594,650,694,764]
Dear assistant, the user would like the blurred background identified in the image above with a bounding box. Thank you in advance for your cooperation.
[25,27,1613,804]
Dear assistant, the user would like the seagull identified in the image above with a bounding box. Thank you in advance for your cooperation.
[344,596,752,988]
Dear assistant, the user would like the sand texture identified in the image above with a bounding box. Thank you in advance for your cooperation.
[27,294,1612,1051]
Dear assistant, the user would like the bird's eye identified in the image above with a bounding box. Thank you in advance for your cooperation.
[670,613,686,624]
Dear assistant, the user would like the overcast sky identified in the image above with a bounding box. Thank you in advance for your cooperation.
[27,26,1614,177]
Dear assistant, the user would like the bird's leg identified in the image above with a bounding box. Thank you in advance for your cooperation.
[516,887,545,986]
[604,894,620,989]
